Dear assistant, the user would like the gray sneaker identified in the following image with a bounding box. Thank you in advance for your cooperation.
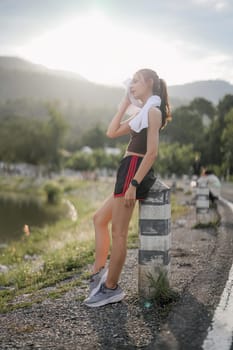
[86,267,108,300]
[84,283,125,307]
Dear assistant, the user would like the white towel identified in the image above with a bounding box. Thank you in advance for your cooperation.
[123,78,161,132]
[118,79,141,117]
[129,95,161,132]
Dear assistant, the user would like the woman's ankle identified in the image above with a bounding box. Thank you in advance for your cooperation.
[105,280,117,289]
[92,265,105,275]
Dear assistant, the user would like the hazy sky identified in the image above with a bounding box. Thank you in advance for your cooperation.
[0,0,232,86]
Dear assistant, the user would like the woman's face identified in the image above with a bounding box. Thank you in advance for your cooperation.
[130,73,152,100]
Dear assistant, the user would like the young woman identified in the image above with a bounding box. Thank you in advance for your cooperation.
[85,68,171,307]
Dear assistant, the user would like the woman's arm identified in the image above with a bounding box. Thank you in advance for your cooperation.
[106,96,132,138]
[124,108,162,207]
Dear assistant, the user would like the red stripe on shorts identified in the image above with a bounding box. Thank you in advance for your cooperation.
[122,156,138,195]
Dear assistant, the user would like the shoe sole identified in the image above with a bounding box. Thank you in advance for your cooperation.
[85,269,108,302]
[85,291,125,308]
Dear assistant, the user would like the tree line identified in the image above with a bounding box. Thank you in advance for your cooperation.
[0,95,232,178]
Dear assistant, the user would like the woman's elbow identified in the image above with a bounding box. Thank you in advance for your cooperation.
[146,150,157,161]
[106,130,115,138]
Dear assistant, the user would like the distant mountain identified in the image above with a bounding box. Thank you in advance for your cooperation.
[0,56,86,80]
[0,56,46,72]
[0,57,122,108]
[0,56,233,107]
[168,80,233,105]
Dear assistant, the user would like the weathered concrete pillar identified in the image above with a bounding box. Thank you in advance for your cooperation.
[138,180,171,299]
[196,181,209,224]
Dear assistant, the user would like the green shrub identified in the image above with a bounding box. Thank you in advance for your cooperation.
[147,271,179,306]
[44,182,62,204]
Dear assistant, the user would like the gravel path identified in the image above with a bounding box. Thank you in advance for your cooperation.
[0,193,227,350]
[0,247,162,350]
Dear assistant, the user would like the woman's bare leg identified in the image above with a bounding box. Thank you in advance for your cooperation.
[92,194,114,273]
[105,197,135,288]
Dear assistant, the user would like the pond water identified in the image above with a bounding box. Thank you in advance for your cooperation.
[0,195,60,244]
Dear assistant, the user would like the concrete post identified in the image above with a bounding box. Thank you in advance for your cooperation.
[196,181,209,224]
[171,173,177,192]
[138,179,171,299]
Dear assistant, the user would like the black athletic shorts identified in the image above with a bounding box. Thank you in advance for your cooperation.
[114,155,156,199]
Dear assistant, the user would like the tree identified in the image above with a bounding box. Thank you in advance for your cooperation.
[0,104,67,173]
[0,116,48,165]
[162,105,205,152]
[81,125,107,149]
[156,142,195,177]
[92,149,121,169]
[206,94,233,167]
[44,104,68,171]
[221,108,233,176]
[217,94,233,122]
[80,124,129,149]
[189,97,215,121]
[66,151,96,171]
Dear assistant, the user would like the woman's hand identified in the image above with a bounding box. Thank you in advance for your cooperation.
[124,185,136,208]
[118,94,131,112]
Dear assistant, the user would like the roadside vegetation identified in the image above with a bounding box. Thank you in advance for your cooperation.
[1,95,233,178]
[0,177,187,313]
[1,93,232,312]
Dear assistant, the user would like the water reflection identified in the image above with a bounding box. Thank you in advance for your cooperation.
[0,195,60,243]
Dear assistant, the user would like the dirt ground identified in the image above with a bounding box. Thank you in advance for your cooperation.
[0,190,233,350]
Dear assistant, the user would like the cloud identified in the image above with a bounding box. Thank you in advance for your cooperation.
[0,0,87,45]
[192,0,229,11]
[0,0,232,84]
[0,0,232,53]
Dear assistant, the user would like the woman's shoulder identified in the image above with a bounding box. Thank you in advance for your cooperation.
[149,106,161,114]
[148,107,162,119]
[148,107,162,128]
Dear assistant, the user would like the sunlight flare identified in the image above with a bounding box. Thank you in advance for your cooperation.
[17,10,230,86]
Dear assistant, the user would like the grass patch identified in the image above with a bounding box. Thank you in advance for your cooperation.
[0,236,94,312]
[193,220,220,229]
[139,271,180,318]
[0,176,45,198]
[171,193,190,220]
[137,271,180,321]
[0,177,113,312]
[146,271,179,306]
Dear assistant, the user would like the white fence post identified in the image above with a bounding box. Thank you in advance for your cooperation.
[138,180,171,299]
[196,181,209,224]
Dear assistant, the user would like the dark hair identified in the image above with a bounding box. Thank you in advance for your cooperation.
[137,68,172,128]
[204,169,214,175]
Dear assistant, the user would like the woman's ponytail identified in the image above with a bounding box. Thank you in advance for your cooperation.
[159,78,172,129]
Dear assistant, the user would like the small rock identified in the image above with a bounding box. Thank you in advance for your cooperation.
[0,286,15,291]
[0,264,9,273]
[31,262,45,273]
[176,219,187,227]
[24,254,39,261]
[0,243,8,249]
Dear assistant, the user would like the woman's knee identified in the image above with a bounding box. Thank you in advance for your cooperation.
[93,210,109,227]
[93,196,113,227]
[93,211,102,226]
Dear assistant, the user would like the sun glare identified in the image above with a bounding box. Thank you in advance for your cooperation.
[17,10,227,86]
[17,10,175,85]
[18,11,130,84]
